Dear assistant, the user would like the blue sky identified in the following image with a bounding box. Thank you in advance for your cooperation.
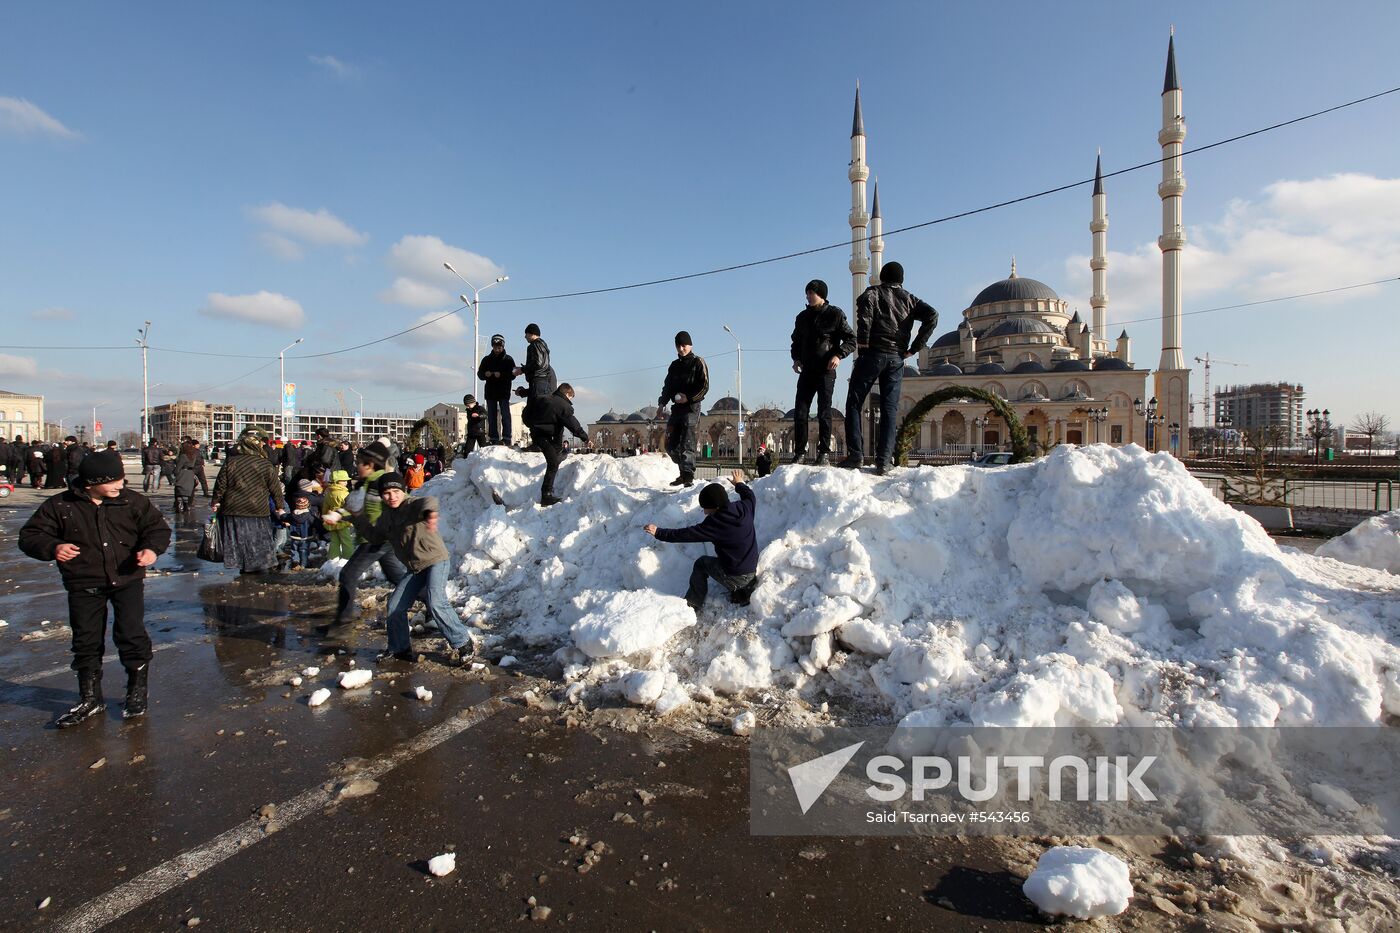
[3,1,1399,436]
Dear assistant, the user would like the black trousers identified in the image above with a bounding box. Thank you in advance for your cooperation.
[335,541,408,621]
[686,556,756,608]
[665,408,699,474]
[67,580,151,673]
[462,436,484,456]
[793,366,837,456]
[536,433,564,498]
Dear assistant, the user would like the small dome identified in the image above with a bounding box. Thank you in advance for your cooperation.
[709,396,744,413]
[931,330,964,349]
[1092,357,1132,371]
[928,362,963,376]
[825,407,844,421]
[970,276,1060,308]
[1051,359,1091,372]
[637,405,659,419]
[782,408,797,420]
[751,407,783,420]
[1011,359,1047,374]
[624,412,646,422]
[984,316,1059,338]
[597,411,619,423]
[904,364,920,376]
[972,362,1007,375]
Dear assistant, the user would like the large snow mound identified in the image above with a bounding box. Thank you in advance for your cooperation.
[1317,508,1400,575]
[420,445,1400,727]
[1023,845,1132,919]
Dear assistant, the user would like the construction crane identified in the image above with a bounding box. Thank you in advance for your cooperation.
[1194,353,1247,428]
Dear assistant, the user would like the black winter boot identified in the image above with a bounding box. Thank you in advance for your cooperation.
[56,670,104,728]
[123,663,149,719]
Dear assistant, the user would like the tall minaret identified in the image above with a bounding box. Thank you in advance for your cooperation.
[848,82,870,311]
[869,179,884,287]
[1155,32,1191,453]
[1090,152,1109,344]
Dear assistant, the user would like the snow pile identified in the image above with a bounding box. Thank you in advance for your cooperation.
[1317,508,1400,575]
[416,445,1400,728]
[1023,845,1132,919]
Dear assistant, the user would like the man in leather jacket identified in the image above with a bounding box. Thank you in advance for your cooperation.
[659,331,708,487]
[789,278,856,465]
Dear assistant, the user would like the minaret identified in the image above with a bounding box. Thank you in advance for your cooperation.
[1155,32,1191,454]
[848,82,870,311]
[868,179,884,287]
[1090,152,1109,343]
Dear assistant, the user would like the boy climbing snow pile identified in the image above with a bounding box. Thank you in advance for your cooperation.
[644,469,759,610]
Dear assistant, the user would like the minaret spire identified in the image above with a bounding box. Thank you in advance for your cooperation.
[1090,151,1109,343]
[868,178,884,286]
[848,81,870,310]
[1156,31,1190,453]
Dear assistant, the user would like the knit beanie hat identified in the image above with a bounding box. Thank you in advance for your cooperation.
[376,473,407,494]
[491,334,506,347]
[360,441,390,467]
[414,454,425,465]
[79,450,125,486]
[675,331,693,347]
[463,394,476,406]
[805,279,828,300]
[698,483,728,510]
[525,323,541,337]
[879,261,904,285]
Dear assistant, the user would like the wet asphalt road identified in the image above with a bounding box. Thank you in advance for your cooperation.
[1,470,1055,932]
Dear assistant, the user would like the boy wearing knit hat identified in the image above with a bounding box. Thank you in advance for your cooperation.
[790,278,857,466]
[325,440,408,629]
[658,330,709,487]
[18,450,172,727]
[476,335,518,444]
[644,468,758,610]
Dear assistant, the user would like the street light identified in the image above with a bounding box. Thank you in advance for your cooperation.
[92,401,109,444]
[444,263,509,401]
[279,337,304,440]
[722,324,744,466]
[1088,406,1109,443]
[348,386,365,442]
[973,415,985,454]
[137,321,152,444]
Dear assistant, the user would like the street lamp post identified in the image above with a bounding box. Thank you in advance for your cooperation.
[444,263,509,401]
[1088,406,1109,444]
[348,387,365,443]
[278,337,304,440]
[1136,396,1160,451]
[722,324,744,466]
[137,321,152,444]
[92,401,109,444]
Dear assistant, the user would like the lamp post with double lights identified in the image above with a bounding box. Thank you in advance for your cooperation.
[1168,421,1181,456]
[722,324,744,466]
[1135,396,1160,451]
[348,387,365,443]
[972,416,986,455]
[1306,408,1332,463]
[137,321,152,444]
[444,263,509,401]
[278,337,304,440]
[1088,406,1109,444]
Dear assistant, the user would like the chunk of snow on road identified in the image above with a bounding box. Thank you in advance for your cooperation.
[301,667,320,677]
[731,710,756,735]
[338,669,372,689]
[498,655,517,667]
[621,670,668,706]
[415,686,433,702]
[427,852,456,877]
[1023,845,1132,919]
[1317,508,1400,575]
[570,591,694,659]
[307,688,331,707]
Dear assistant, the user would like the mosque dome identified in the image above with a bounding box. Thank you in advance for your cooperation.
[970,275,1060,308]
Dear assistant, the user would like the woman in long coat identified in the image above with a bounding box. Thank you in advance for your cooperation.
[211,429,285,574]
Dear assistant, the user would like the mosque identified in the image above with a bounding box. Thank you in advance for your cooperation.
[854,35,1191,455]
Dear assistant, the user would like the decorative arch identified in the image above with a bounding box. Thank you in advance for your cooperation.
[406,418,449,452]
[896,385,1031,465]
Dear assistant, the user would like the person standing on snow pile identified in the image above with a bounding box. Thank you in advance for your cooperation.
[477,333,517,445]
[326,441,407,629]
[644,468,759,610]
[210,429,286,575]
[790,278,857,466]
[513,323,558,402]
[658,331,708,488]
[18,450,172,727]
[321,469,355,561]
[521,383,591,507]
[460,394,488,456]
[322,473,475,666]
[839,261,938,475]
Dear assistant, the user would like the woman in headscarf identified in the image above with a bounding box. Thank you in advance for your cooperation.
[210,429,285,574]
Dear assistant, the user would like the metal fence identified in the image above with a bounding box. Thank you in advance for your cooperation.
[1190,474,1396,513]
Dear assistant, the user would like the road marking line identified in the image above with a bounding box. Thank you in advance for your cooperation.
[7,642,181,686]
[52,685,528,933]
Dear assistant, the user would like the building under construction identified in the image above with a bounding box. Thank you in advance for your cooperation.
[1213,382,1306,446]
[146,400,420,447]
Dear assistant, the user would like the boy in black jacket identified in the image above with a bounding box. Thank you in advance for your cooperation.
[644,469,759,610]
[17,451,172,727]
[522,384,591,506]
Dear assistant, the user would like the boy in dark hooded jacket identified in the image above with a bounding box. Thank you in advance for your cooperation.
[644,469,759,610]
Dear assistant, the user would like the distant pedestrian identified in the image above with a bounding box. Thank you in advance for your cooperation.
[141,439,162,492]
[322,469,355,561]
[477,334,517,444]
[18,450,171,727]
[173,446,201,514]
[840,261,938,474]
[513,323,557,401]
[460,394,488,456]
[336,440,355,477]
[406,455,426,490]
[280,495,318,570]
[157,446,176,488]
[210,429,286,575]
[45,442,66,488]
[755,445,773,477]
[644,469,759,610]
[64,436,85,486]
[27,439,46,488]
[522,383,591,506]
[790,278,856,466]
[659,331,708,488]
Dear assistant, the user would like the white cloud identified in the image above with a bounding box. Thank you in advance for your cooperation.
[246,202,368,260]
[1062,173,1400,318]
[379,235,505,308]
[402,310,469,345]
[326,359,469,394]
[200,291,306,329]
[30,307,74,321]
[309,55,355,79]
[0,97,81,140]
[258,232,304,261]
[0,354,39,379]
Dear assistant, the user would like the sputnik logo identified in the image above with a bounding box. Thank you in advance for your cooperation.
[787,742,864,814]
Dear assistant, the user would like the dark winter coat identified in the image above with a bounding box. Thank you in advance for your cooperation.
[65,443,85,476]
[336,446,355,475]
[141,444,163,468]
[463,402,487,437]
[44,446,65,487]
[174,451,202,496]
[18,488,171,589]
[477,350,518,401]
[309,438,338,474]
[755,450,774,477]
[659,353,709,415]
[855,283,939,358]
[280,507,319,540]
[522,339,557,397]
[28,443,46,476]
[654,483,758,575]
[350,495,448,573]
[790,302,857,368]
[523,389,589,442]
[212,448,286,518]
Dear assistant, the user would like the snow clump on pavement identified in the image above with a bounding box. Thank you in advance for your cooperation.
[307,688,331,707]
[1317,508,1400,575]
[427,852,456,877]
[338,669,372,689]
[417,445,1400,729]
[1023,845,1132,919]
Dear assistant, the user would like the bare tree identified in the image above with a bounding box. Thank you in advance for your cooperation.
[1354,411,1390,462]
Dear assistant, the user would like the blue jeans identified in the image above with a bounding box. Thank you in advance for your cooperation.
[288,537,311,567]
[844,352,905,464]
[385,561,471,654]
[486,398,511,444]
